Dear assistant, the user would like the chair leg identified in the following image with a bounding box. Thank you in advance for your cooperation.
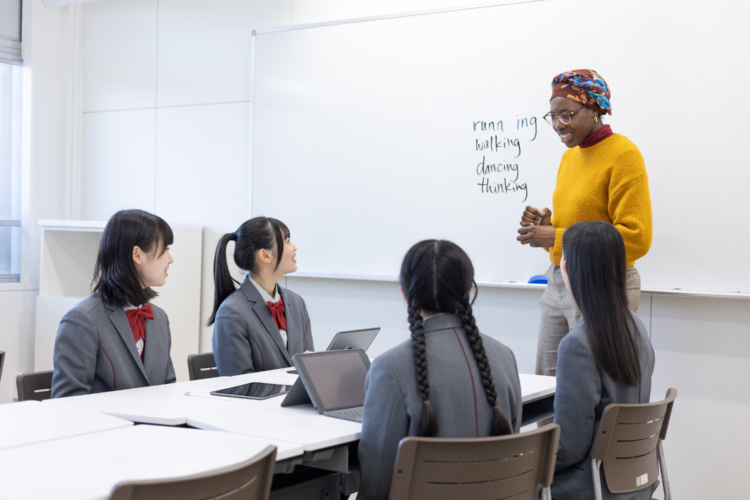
[657,441,671,500]
[541,486,552,500]
[591,458,604,500]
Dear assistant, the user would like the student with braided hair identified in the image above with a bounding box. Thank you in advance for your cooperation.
[358,239,522,500]
[209,217,313,375]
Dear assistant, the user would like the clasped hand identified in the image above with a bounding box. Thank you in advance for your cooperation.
[517,205,556,248]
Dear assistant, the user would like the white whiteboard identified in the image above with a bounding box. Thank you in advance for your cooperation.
[252,0,750,294]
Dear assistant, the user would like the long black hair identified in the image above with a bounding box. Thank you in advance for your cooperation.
[208,217,289,326]
[92,209,174,308]
[563,221,641,386]
[399,239,512,437]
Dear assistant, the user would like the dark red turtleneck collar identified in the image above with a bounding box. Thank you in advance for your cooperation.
[580,124,613,148]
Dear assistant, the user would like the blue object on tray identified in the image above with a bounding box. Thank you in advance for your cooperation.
[528,275,548,284]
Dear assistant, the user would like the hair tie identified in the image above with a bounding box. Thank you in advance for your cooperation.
[230,232,238,241]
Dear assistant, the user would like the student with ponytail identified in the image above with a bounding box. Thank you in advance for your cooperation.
[552,221,655,499]
[358,240,522,500]
[209,217,313,375]
[51,209,176,398]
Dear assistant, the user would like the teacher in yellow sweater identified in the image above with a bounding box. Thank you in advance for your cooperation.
[517,69,652,376]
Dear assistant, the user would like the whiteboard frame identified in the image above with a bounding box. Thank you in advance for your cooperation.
[252,0,547,36]
[285,273,750,300]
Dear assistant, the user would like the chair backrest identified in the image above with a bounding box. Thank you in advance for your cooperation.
[16,370,54,401]
[389,423,560,500]
[187,352,219,381]
[109,444,276,500]
[0,350,5,383]
[590,387,677,495]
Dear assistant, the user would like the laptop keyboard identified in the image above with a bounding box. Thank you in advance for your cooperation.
[325,407,363,422]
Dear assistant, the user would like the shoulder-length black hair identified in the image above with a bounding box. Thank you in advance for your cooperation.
[208,217,289,326]
[563,220,641,386]
[399,239,511,438]
[92,209,174,308]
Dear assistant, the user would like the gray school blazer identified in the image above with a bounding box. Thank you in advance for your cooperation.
[358,313,523,500]
[212,277,313,375]
[51,293,176,398]
[552,312,655,500]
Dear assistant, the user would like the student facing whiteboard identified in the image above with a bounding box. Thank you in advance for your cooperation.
[516,69,652,376]
[209,217,314,375]
[552,221,655,499]
[52,210,177,397]
[358,240,522,500]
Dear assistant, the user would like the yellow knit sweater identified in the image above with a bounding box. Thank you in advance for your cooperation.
[549,133,652,267]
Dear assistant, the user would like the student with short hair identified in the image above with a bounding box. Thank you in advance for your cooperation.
[209,217,313,375]
[552,221,656,499]
[358,240,522,500]
[51,209,177,398]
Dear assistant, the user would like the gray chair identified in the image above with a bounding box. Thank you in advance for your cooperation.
[590,387,677,500]
[187,352,219,381]
[109,444,276,500]
[389,423,560,500]
[16,370,54,401]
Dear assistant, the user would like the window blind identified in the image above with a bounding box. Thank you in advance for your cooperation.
[0,0,22,64]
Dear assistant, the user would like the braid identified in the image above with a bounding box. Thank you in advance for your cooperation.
[408,304,437,437]
[458,302,512,436]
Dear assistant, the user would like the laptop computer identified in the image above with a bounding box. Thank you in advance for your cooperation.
[326,327,380,351]
[281,349,370,422]
[286,327,380,375]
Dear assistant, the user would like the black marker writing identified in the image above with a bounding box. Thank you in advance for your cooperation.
[477,177,528,202]
[475,136,521,158]
[471,116,537,201]
[476,156,519,182]
[472,120,504,132]
[516,115,538,141]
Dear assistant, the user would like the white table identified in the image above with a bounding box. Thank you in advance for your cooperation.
[518,373,556,427]
[31,370,555,498]
[0,400,133,450]
[41,376,239,425]
[187,372,556,448]
[0,425,300,500]
[181,370,556,489]
[519,372,556,402]
[41,370,555,474]
[41,370,301,426]
[43,369,554,428]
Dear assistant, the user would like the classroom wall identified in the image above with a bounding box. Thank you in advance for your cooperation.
[77,0,290,357]
[6,0,748,499]
[0,0,77,402]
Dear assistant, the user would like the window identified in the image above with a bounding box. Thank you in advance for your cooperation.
[0,61,22,282]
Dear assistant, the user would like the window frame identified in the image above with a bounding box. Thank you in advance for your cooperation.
[0,60,24,283]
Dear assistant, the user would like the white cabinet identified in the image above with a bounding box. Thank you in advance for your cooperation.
[35,220,202,382]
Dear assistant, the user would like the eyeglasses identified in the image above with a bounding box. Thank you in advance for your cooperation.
[543,106,584,126]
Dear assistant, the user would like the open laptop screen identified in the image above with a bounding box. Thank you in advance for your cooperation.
[293,349,370,411]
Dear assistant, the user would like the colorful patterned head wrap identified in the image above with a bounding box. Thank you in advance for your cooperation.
[550,69,612,115]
